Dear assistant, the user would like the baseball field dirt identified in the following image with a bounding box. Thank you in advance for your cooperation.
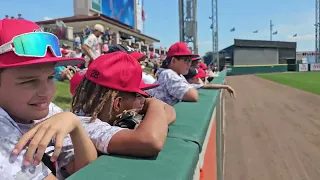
[224,75,320,180]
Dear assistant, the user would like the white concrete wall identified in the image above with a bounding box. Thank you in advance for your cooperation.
[73,0,90,16]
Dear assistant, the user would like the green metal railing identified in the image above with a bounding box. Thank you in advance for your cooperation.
[67,71,228,180]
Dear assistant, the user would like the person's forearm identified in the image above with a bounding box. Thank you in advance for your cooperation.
[69,125,97,173]
[198,78,205,85]
[164,103,176,125]
[136,99,168,147]
[82,45,94,60]
[202,84,228,89]
[85,50,95,60]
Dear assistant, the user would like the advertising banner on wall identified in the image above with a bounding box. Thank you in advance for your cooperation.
[136,0,144,32]
[310,63,320,71]
[299,64,308,72]
[97,0,135,28]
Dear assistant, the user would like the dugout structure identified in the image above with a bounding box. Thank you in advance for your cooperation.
[220,39,297,75]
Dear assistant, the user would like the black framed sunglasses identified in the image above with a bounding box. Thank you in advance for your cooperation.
[175,56,192,63]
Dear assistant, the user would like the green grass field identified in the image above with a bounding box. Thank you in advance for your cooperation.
[53,81,72,110]
[257,72,320,95]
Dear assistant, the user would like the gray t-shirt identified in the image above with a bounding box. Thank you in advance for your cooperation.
[0,103,74,180]
[146,68,203,106]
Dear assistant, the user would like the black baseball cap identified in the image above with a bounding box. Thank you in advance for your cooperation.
[183,68,198,80]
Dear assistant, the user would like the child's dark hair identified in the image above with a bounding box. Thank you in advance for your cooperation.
[71,77,119,122]
[161,57,172,68]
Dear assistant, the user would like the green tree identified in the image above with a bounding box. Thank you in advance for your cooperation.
[203,51,213,65]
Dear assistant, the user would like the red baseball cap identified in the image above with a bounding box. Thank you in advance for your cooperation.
[192,55,201,61]
[139,80,159,90]
[194,68,208,79]
[70,69,87,95]
[61,49,68,55]
[198,62,208,70]
[69,52,157,95]
[129,51,147,62]
[85,52,155,96]
[0,19,84,68]
[69,69,158,95]
[166,42,198,57]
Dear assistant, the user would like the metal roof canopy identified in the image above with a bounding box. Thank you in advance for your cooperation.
[234,39,296,49]
[36,15,160,44]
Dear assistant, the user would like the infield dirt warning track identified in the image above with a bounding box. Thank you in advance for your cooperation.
[224,75,320,180]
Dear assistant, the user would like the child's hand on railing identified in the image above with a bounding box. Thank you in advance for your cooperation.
[226,85,236,99]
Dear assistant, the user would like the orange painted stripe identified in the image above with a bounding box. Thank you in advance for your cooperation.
[201,116,217,180]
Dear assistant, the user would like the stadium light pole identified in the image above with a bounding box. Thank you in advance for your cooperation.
[270,20,273,41]
[316,0,320,63]
[210,0,219,70]
[211,1,224,180]
[215,0,219,70]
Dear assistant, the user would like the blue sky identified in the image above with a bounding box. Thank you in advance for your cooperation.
[0,0,315,56]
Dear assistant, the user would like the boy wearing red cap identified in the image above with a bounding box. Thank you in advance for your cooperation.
[184,68,208,85]
[70,44,151,96]
[184,68,236,98]
[147,42,236,105]
[70,52,176,157]
[146,42,202,106]
[191,55,201,68]
[69,46,157,122]
[0,19,97,179]
[190,56,215,82]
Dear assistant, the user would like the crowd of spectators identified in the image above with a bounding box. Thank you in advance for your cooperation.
[0,19,235,180]
[4,14,24,20]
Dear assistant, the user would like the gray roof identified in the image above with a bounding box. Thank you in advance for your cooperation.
[234,39,296,49]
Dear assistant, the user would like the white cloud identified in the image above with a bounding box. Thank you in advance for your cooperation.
[43,17,53,20]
